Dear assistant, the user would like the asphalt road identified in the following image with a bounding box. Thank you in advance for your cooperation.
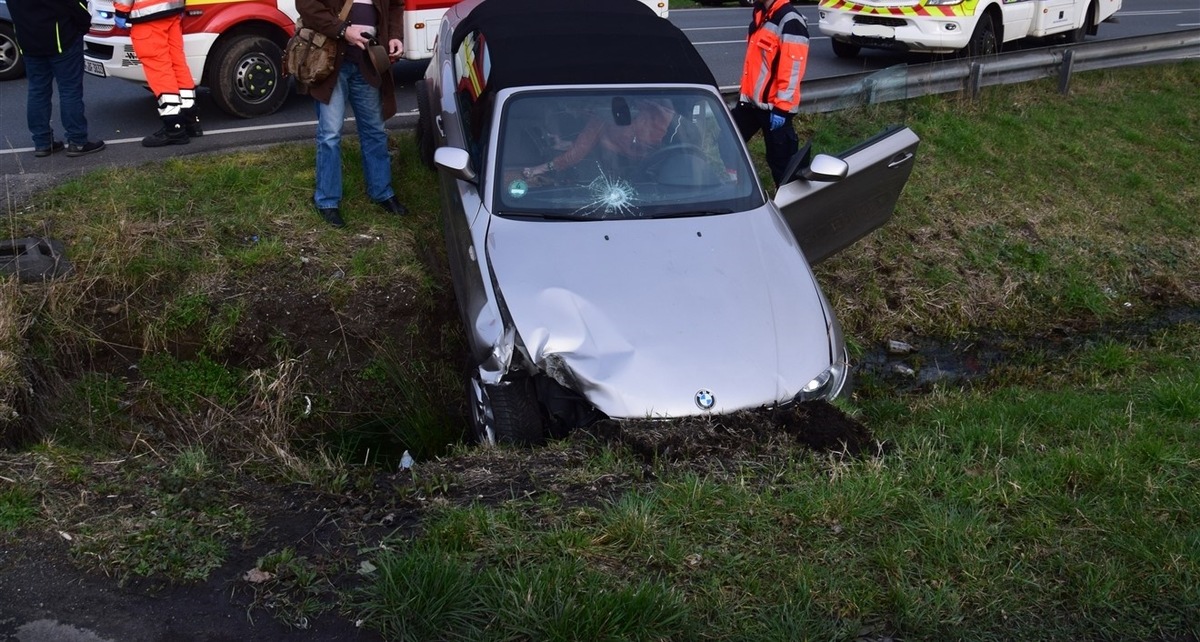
[0,1,1195,206]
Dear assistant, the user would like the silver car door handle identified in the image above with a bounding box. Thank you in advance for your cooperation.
[435,115,445,138]
[888,152,914,168]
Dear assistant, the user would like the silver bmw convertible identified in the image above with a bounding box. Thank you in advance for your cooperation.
[414,0,920,445]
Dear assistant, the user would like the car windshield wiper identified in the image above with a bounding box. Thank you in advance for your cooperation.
[497,211,583,222]
[649,208,735,219]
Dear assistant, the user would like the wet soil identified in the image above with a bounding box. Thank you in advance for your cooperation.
[1,238,885,641]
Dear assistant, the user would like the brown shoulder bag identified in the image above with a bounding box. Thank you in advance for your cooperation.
[283,0,353,89]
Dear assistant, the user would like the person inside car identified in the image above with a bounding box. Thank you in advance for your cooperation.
[522,97,680,180]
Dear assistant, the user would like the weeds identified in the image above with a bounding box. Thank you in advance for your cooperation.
[0,484,38,531]
[243,547,338,629]
[0,64,1197,639]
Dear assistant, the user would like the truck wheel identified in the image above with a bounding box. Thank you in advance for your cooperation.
[415,81,436,169]
[832,39,861,59]
[469,377,545,447]
[209,34,289,118]
[1065,3,1095,43]
[965,13,998,57]
[0,22,25,81]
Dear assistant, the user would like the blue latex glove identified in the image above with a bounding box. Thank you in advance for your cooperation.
[769,113,786,131]
[114,15,128,29]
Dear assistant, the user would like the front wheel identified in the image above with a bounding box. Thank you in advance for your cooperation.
[469,377,545,447]
[415,81,436,169]
[1065,2,1095,43]
[209,34,289,118]
[965,14,999,57]
[0,22,25,81]
[831,39,861,59]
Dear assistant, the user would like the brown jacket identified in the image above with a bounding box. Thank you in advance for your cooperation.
[296,0,403,119]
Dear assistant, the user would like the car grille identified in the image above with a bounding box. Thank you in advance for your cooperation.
[84,41,115,59]
[854,15,906,27]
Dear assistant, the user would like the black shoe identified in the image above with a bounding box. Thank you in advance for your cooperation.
[375,196,408,215]
[34,141,64,157]
[143,126,189,148]
[66,140,106,157]
[315,202,346,228]
[184,108,203,137]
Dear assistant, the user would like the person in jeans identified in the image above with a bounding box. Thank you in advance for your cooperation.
[297,0,408,228]
[8,0,105,157]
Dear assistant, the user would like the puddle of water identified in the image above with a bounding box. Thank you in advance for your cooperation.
[853,306,1200,393]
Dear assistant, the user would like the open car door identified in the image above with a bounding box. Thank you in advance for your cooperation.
[774,125,919,265]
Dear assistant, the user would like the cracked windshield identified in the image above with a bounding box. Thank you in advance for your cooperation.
[496,89,762,219]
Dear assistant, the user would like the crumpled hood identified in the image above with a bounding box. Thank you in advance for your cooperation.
[485,207,836,418]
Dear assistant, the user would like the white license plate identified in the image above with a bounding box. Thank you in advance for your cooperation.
[851,24,896,38]
[84,59,106,78]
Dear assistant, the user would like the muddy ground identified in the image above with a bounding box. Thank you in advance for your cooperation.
[1,405,879,641]
[1,236,885,641]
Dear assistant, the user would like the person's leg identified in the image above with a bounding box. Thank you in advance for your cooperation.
[132,19,188,145]
[131,20,182,99]
[52,38,90,146]
[762,114,799,188]
[165,16,202,137]
[345,66,395,203]
[730,103,763,144]
[314,64,351,209]
[24,54,56,150]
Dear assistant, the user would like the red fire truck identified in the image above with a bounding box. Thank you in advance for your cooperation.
[83,0,668,118]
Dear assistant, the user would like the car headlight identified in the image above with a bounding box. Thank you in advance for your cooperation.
[795,358,849,403]
[924,0,965,5]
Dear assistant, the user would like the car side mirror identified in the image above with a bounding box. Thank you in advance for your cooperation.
[779,140,850,185]
[802,154,849,182]
[434,147,477,183]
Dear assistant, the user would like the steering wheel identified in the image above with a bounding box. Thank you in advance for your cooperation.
[635,143,725,185]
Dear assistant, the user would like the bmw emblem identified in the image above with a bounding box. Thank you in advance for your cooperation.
[694,389,715,411]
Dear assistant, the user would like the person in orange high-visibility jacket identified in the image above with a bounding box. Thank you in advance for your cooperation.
[731,0,810,189]
[112,0,201,147]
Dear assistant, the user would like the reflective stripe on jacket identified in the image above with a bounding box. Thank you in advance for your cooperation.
[113,0,186,24]
[739,0,810,115]
[6,0,92,56]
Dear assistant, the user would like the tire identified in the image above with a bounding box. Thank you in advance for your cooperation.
[965,13,999,57]
[1065,3,1094,43]
[208,34,289,118]
[415,81,436,169]
[738,0,753,6]
[469,377,545,447]
[831,39,861,59]
[0,22,25,81]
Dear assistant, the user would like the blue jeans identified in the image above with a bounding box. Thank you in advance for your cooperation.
[25,38,89,148]
[313,62,395,208]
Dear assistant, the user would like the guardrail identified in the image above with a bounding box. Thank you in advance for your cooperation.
[720,29,1200,113]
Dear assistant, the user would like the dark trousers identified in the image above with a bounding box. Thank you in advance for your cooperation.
[731,102,798,189]
[25,37,89,148]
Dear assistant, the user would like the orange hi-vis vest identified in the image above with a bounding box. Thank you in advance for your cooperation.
[739,0,810,115]
[113,0,186,24]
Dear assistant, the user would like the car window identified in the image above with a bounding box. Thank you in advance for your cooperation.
[494,89,763,220]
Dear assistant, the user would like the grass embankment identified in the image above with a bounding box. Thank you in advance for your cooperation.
[2,63,1198,639]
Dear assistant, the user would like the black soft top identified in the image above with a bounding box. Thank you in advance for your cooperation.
[449,0,718,93]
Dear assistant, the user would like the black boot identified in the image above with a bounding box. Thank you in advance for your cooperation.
[143,115,190,148]
[184,108,203,138]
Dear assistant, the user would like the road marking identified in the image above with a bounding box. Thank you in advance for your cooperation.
[1118,9,1200,16]
[694,36,828,46]
[0,115,420,156]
